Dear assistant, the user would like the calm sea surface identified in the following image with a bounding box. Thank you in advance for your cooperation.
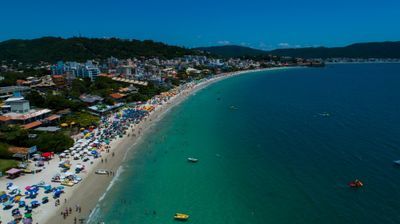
[90,64,400,224]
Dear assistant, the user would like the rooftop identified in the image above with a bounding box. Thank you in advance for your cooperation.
[79,94,104,103]
[23,121,43,129]
[34,126,61,132]
[0,86,30,94]
[0,108,51,121]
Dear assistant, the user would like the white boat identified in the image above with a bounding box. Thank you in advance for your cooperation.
[95,169,109,175]
[187,158,198,163]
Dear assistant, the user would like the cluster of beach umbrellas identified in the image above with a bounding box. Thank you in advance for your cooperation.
[1,182,65,223]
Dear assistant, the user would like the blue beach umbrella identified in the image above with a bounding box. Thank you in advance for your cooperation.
[19,200,26,207]
[3,201,13,209]
[31,201,40,208]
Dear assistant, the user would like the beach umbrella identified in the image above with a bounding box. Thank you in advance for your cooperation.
[19,200,26,207]
[24,213,32,219]
[31,201,40,207]
[12,208,20,215]
[0,193,8,201]
[3,201,13,209]
[23,218,32,224]
[14,195,22,202]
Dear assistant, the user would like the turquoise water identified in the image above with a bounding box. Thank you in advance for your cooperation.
[91,64,400,224]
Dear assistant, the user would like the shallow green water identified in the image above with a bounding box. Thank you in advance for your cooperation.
[91,64,400,224]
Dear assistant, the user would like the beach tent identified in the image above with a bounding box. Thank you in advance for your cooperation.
[42,152,52,157]
[6,168,22,179]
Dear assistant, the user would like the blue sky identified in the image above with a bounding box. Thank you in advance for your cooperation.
[1,0,399,50]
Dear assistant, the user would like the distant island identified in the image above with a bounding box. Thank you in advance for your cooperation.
[196,41,400,59]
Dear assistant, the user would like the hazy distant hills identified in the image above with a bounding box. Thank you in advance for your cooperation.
[195,45,267,58]
[0,37,196,63]
[1,37,399,64]
[196,41,400,59]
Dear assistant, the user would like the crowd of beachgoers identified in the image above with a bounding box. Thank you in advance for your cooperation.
[0,68,278,224]
[0,74,216,224]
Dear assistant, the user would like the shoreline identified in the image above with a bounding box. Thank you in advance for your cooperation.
[46,66,292,224]
[0,67,291,224]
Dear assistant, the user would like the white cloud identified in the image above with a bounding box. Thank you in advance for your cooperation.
[217,40,231,45]
[278,42,290,48]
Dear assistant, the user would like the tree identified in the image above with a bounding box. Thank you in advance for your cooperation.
[0,143,12,159]
[63,112,100,128]
[0,125,29,146]
[26,91,45,107]
[29,132,74,153]
[70,79,87,97]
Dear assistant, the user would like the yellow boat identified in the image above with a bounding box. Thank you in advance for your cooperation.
[174,213,189,221]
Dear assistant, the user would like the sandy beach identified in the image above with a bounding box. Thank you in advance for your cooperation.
[0,67,289,224]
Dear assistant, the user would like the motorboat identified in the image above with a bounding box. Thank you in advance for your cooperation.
[174,213,189,221]
[95,169,109,175]
[187,158,198,163]
[349,179,363,188]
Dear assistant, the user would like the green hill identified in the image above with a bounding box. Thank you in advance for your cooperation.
[196,41,400,59]
[0,37,197,63]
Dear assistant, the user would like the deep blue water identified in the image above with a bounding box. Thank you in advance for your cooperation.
[91,64,400,224]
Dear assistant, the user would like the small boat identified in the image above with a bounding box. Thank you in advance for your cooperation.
[318,112,330,117]
[95,169,109,175]
[174,213,189,221]
[393,160,400,166]
[348,179,363,188]
[187,158,198,163]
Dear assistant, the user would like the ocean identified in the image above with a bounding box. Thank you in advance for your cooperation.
[90,64,400,224]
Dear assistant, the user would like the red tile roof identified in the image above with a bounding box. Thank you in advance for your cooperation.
[45,114,61,121]
[23,121,43,129]
[109,93,125,99]
[0,116,11,122]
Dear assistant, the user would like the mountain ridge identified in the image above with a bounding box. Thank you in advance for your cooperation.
[196,41,400,58]
[0,37,199,63]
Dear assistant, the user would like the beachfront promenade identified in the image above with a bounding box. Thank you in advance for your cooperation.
[0,68,281,224]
